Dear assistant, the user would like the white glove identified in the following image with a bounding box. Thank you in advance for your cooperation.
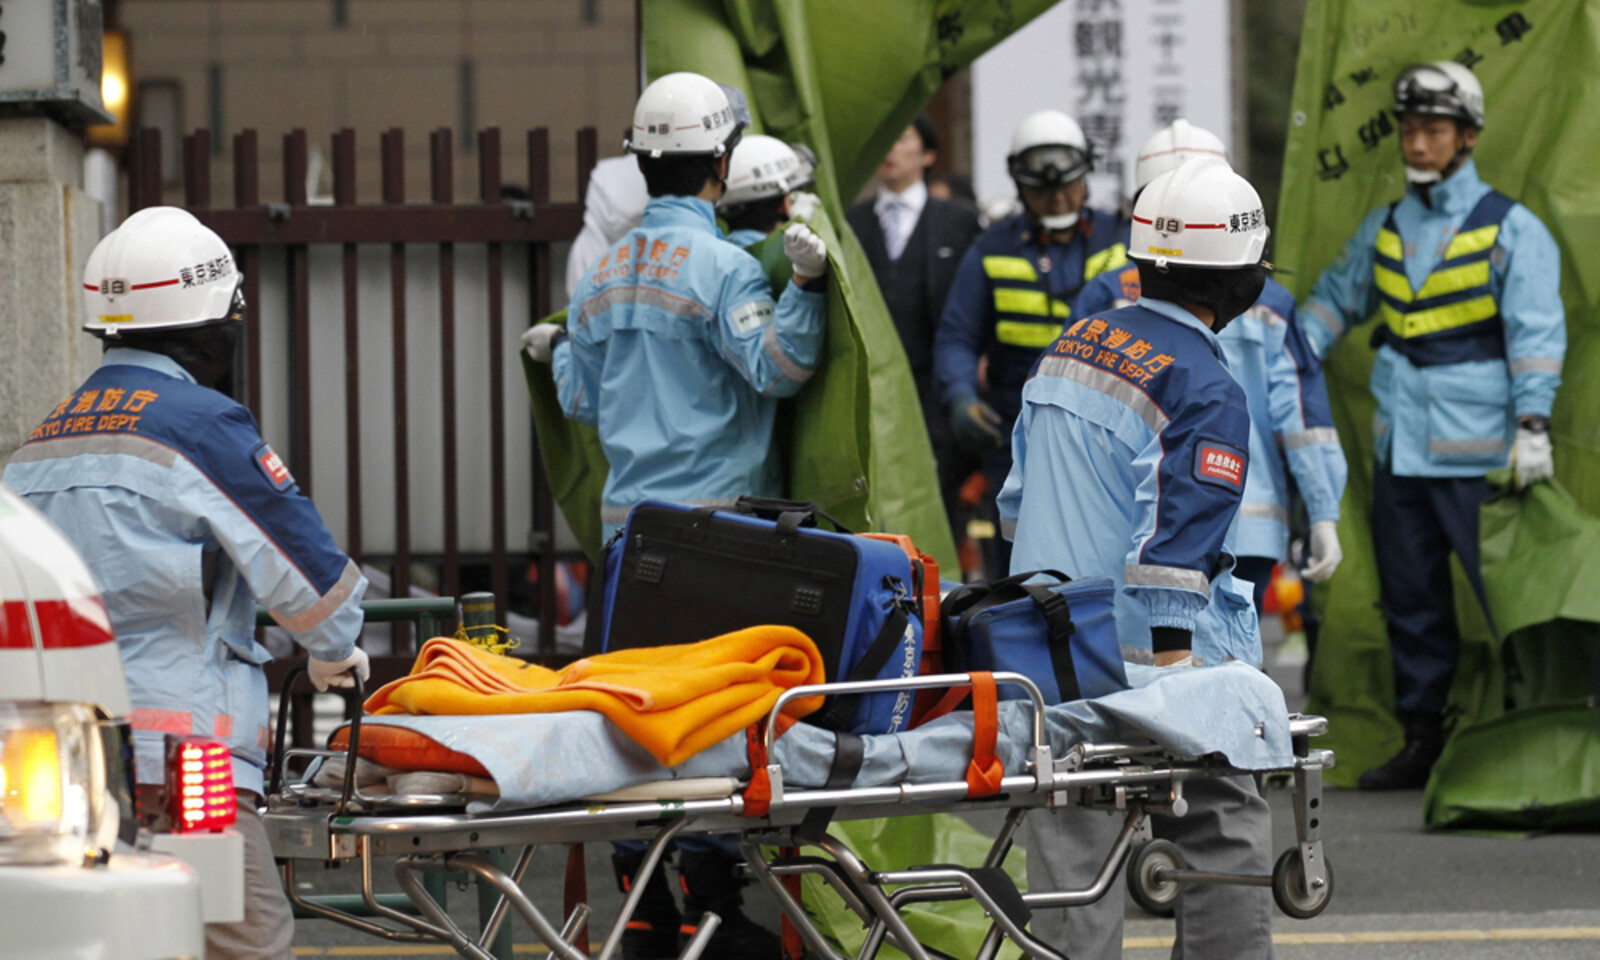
[309,647,371,692]
[1301,520,1343,583]
[1513,427,1554,489]
[521,323,565,363]
[784,222,829,279]
[787,191,821,221]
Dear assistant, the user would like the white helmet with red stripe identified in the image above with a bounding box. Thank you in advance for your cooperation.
[625,72,745,159]
[1134,120,1228,194]
[83,206,243,337]
[1128,157,1268,269]
[0,486,128,714]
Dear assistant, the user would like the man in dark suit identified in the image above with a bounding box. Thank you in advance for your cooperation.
[848,114,984,542]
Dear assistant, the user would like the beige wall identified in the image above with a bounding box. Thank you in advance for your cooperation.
[119,0,638,209]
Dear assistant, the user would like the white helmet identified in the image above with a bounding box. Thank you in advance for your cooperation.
[625,72,745,159]
[83,206,243,337]
[1134,120,1228,194]
[1007,110,1095,189]
[1129,157,1268,269]
[1394,61,1485,129]
[718,135,814,211]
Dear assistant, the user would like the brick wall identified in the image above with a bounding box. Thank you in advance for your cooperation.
[119,0,637,208]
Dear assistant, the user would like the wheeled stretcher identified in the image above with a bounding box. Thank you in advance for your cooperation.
[264,665,1334,960]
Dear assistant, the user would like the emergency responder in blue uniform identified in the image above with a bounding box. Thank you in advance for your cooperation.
[1298,62,1565,790]
[1011,157,1276,960]
[524,73,828,959]
[934,109,1128,575]
[718,135,820,250]
[4,207,370,960]
[1076,122,1349,610]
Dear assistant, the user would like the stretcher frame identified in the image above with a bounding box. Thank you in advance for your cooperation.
[264,670,1334,960]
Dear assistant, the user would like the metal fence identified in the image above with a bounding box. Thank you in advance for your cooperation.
[129,124,598,691]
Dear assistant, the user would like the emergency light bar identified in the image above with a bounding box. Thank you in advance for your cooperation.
[164,738,235,833]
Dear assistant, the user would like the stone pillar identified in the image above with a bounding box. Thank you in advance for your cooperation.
[0,117,103,465]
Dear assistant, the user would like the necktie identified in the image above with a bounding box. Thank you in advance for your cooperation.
[883,198,913,262]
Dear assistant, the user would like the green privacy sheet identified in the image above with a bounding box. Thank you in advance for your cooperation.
[1278,0,1600,825]
[779,814,1029,960]
[522,0,1061,568]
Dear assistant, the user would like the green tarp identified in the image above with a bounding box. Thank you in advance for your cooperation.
[1279,0,1600,821]
[523,0,1061,568]
[790,814,1028,960]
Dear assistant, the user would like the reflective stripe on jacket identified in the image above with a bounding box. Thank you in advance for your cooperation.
[1076,268,1347,561]
[1299,159,1565,478]
[3,348,367,793]
[933,209,1128,426]
[554,196,826,540]
[996,299,1262,667]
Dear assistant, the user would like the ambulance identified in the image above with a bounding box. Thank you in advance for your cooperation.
[0,484,234,959]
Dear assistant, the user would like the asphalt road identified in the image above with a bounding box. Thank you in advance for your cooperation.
[287,635,1600,958]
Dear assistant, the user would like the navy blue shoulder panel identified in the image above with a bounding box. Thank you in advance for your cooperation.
[64,364,350,596]
[75,363,221,442]
[189,404,350,595]
[1462,189,1516,232]
[1048,303,1246,423]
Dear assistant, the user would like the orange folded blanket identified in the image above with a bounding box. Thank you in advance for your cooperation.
[363,626,826,766]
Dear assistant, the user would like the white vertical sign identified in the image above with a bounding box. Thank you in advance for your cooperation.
[972,0,1232,213]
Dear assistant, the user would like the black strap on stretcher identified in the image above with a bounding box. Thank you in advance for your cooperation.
[795,731,865,845]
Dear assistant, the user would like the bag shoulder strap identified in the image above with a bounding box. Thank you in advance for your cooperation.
[944,569,1073,661]
[1019,582,1082,703]
[810,602,910,731]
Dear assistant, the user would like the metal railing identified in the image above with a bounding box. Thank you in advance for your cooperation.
[131,123,599,664]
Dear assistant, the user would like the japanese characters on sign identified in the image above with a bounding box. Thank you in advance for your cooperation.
[972,0,1233,209]
[1075,0,1128,196]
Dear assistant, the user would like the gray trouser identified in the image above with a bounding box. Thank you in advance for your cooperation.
[1026,775,1275,960]
[206,791,294,960]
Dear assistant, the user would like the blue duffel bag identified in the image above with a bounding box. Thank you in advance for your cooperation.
[942,570,1128,704]
[584,498,924,735]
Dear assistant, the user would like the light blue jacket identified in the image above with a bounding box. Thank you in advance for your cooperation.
[725,227,770,248]
[555,196,826,538]
[998,299,1262,668]
[4,349,366,794]
[1298,159,1565,477]
[1076,269,1347,562]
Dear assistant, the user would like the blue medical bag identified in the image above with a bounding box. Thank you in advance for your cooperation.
[942,570,1127,704]
[584,499,924,735]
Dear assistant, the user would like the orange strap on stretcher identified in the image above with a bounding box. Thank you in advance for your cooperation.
[742,725,773,818]
[964,671,1004,798]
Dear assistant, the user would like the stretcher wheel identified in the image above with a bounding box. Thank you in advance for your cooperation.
[1125,839,1186,917]
[1271,847,1333,919]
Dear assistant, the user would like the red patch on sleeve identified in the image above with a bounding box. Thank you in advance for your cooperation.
[254,443,295,491]
[1196,444,1245,487]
